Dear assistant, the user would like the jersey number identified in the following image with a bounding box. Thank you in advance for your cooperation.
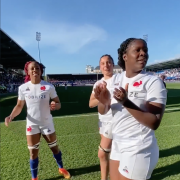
[129,92,138,97]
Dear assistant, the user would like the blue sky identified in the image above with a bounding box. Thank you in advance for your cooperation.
[1,0,180,74]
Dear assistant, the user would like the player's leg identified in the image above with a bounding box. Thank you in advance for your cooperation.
[98,134,112,180]
[26,125,41,180]
[41,123,70,179]
[109,159,121,180]
[98,120,113,180]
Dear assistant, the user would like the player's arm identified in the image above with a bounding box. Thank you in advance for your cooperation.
[50,84,61,111]
[119,79,167,130]
[123,100,165,130]
[89,93,99,108]
[10,99,25,119]
[98,102,111,115]
[50,96,61,110]
[5,99,25,126]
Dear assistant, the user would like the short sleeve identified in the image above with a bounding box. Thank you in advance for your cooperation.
[146,78,167,105]
[18,87,25,100]
[50,85,58,99]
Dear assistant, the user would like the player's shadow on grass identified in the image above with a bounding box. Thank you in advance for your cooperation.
[151,160,180,180]
[44,176,65,180]
[44,164,100,179]
[68,164,100,176]
[159,145,180,158]
[151,145,180,179]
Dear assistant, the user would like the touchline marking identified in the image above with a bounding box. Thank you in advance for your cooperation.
[53,113,98,119]
[160,124,180,128]
[165,108,180,111]
[0,113,98,123]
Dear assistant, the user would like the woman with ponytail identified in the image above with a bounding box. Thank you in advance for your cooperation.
[5,61,70,180]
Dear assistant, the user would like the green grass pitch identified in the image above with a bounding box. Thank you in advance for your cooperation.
[0,83,180,179]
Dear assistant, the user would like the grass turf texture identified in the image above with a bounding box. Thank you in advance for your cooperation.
[0,83,180,179]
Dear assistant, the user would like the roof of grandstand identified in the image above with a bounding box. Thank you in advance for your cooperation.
[95,65,121,70]
[0,29,45,69]
[145,58,180,71]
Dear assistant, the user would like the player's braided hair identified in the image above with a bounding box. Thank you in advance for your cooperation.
[100,54,114,65]
[24,61,44,83]
[117,38,147,70]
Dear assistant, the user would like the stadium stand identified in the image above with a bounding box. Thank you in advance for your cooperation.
[0,28,45,93]
[145,58,180,81]
[47,74,104,86]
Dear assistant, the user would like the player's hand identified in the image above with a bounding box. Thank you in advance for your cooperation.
[50,101,56,111]
[113,83,129,104]
[94,81,110,105]
[5,115,13,127]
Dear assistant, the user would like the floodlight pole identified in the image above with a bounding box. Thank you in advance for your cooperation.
[36,32,41,63]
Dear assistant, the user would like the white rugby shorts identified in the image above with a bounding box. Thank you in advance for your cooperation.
[26,122,55,135]
[98,120,113,139]
[110,140,159,180]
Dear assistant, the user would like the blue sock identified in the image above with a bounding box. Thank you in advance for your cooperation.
[30,157,38,178]
[53,151,63,168]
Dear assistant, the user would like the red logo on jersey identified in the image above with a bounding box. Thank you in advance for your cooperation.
[40,86,46,91]
[27,126,32,132]
[133,81,142,87]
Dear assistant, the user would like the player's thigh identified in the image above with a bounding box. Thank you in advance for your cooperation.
[41,122,56,143]
[100,135,112,149]
[26,133,41,145]
[109,159,121,180]
[43,132,57,143]
[26,125,41,145]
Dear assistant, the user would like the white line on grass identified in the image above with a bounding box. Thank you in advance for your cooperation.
[0,113,98,123]
[53,113,98,119]
[160,124,180,128]
[165,107,180,111]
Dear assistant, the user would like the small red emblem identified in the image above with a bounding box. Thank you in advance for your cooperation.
[133,81,142,87]
[40,86,46,91]
[27,126,32,132]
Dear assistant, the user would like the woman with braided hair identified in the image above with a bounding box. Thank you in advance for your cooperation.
[5,61,70,180]
[94,38,167,180]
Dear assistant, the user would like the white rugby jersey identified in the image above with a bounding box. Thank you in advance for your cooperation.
[18,80,57,126]
[92,74,121,122]
[110,71,167,150]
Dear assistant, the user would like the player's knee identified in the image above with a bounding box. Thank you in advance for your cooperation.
[28,142,40,159]
[98,145,110,160]
[98,149,106,160]
[48,139,58,153]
